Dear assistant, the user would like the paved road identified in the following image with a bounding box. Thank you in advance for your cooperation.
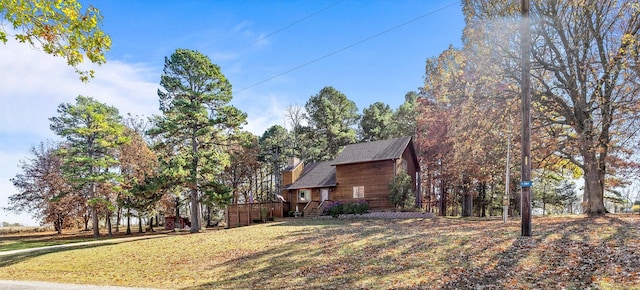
[0,234,167,257]
[0,280,161,290]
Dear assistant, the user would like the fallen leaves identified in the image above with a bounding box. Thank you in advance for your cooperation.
[0,215,640,289]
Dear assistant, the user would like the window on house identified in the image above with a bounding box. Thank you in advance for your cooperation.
[298,189,311,202]
[352,186,365,199]
[402,158,408,172]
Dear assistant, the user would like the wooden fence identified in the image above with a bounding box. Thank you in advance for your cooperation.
[225,202,285,229]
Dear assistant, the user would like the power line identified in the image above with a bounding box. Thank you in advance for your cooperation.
[236,1,460,93]
[234,0,346,53]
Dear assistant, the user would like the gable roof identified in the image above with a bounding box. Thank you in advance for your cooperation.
[286,161,336,190]
[331,136,413,166]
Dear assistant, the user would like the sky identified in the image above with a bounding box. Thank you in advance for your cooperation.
[0,0,465,225]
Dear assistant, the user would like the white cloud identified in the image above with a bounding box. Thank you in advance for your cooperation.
[235,92,289,136]
[0,150,38,226]
[0,35,290,225]
[0,39,159,225]
[0,40,160,138]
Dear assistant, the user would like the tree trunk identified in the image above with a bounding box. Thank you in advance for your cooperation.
[138,215,143,233]
[190,188,200,232]
[480,182,487,217]
[206,205,212,227]
[149,216,155,232]
[83,212,90,231]
[90,183,100,238]
[115,206,121,233]
[461,192,473,217]
[439,183,447,217]
[126,208,131,235]
[583,153,607,215]
[54,215,63,234]
[175,197,180,221]
[461,177,472,217]
[106,212,112,237]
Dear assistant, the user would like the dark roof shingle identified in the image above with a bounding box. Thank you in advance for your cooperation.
[286,161,336,190]
[331,136,412,165]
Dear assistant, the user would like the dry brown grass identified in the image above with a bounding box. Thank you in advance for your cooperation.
[0,225,53,236]
[0,215,639,289]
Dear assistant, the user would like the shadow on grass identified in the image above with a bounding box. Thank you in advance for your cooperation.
[0,230,173,252]
[0,243,114,267]
[0,233,173,268]
[181,217,502,289]
[182,215,640,289]
[441,215,640,289]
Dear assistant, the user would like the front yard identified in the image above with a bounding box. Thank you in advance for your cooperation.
[0,215,639,289]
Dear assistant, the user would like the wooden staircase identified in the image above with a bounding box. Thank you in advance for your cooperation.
[303,201,321,217]
[303,200,332,217]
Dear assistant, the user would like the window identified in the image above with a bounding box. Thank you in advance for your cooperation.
[352,186,365,199]
[402,158,408,172]
[298,189,311,202]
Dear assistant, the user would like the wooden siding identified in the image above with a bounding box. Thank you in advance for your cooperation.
[399,145,419,192]
[225,202,284,229]
[281,138,421,212]
[282,162,304,187]
[286,187,335,213]
[335,159,396,209]
[333,145,420,210]
[394,146,420,206]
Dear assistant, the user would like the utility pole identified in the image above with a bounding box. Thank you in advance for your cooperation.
[520,0,532,236]
[504,127,511,224]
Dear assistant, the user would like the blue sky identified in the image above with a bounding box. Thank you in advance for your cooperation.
[0,0,464,225]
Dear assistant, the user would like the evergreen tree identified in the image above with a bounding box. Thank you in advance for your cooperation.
[359,102,393,142]
[303,86,359,160]
[148,49,246,233]
[49,95,128,237]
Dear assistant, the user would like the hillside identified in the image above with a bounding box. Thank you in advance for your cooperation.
[0,215,639,289]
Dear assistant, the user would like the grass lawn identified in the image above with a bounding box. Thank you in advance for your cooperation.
[0,215,639,289]
[0,228,168,252]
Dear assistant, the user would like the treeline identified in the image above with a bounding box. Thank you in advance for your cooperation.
[4,49,417,237]
[417,0,640,217]
[7,0,640,232]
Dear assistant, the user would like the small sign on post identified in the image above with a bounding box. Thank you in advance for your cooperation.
[520,181,532,187]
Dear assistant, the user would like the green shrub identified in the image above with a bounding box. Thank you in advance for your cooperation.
[389,172,415,210]
[323,200,369,217]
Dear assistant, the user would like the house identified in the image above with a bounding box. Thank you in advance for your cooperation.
[281,136,421,216]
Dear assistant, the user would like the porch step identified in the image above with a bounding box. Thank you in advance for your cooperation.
[304,208,321,218]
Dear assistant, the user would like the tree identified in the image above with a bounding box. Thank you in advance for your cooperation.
[463,0,640,215]
[417,47,467,216]
[389,172,415,210]
[0,0,111,81]
[259,125,290,201]
[558,180,579,214]
[359,102,393,142]
[390,91,419,138]
[119,126,161,234]
[6,142,84,234]
[285,104,305,156]
[49,95,128,237]
[304,86,359,160]
[222,131,260,204]
[148,49,247,233]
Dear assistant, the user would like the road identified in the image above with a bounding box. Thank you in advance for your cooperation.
[0,280,162,290]
[0,234,169,289]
